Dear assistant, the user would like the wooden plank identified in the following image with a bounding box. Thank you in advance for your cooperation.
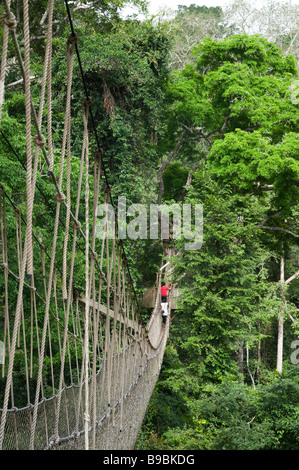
[80,296,138,330]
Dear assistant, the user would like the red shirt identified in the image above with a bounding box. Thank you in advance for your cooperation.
[161,286,170,296]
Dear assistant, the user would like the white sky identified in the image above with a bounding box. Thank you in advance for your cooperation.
[121,0,299,17]
[146,0,232,14]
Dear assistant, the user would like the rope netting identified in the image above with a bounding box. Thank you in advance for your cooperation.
[0,0,169,450]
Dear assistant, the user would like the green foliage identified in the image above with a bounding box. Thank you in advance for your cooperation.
[194,34,297,74]
[2,2,299,451]
[138,367,299,450]
[162,162,188,201]
[49,19,171,207]
[171,170,276,376]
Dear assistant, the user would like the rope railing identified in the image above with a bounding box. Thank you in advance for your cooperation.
[0,175,169,449]
[0,0,170,450]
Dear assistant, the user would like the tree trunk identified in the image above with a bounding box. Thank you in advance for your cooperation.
[237,342,244,379]
[246,342,255,389]
[276,255,285,373]
[257,340,261,381]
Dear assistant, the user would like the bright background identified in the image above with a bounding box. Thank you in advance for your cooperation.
[121,0,299,18]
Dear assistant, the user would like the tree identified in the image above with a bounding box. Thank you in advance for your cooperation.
[223,0,299,61]
[166,4,229,70]
[163,34,299,374]
[173,170,278,382]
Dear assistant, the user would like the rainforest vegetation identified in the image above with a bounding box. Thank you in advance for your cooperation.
[1,0,299,450]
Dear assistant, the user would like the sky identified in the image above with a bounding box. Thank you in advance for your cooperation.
[145,0,231,14]
[121,0,299,17]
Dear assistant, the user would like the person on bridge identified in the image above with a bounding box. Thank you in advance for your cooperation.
[161,282,171,303]
[161,301,168,324]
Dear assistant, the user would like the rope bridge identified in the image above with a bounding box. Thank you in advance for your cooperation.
[0,0,170,450]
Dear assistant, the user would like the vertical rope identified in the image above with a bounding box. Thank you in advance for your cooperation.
[105,188,112,411]
[119,259,128,432]
[0,188,10,379]
[22,0,34,281]
[0,227,29,449]
[33,250,41,379]
[0,13,9,124]
[15,208,31,405]
[110,236,118,426]
[116,243,123,408]
[91,151,102,449]
[53,97,90,445]
[84,98,90,451]
[69,96,88,435]
[0,2,16,125]
[47,306,55,398]
[62,34,76,302]
[46,0,55,172]
[0,4,34,443]
[65,140,85,425]
[28,26,76,448]
[96,223,106,422]
[72,298,80,381]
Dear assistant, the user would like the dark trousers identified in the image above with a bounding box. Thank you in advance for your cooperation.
[161,295,167,303]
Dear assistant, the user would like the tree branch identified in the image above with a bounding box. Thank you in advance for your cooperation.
[257,224,299,239]
[178,157,207,202]
[221,109,231,138]
[285,268,299,285]
[157,129,188,204]
[40,9,48,26]
[157,123,216,204]
[289,313,297,324]
[285,30,299,55]
[6,76,36,88]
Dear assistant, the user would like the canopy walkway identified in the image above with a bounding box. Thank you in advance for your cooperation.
[0,0,171,450]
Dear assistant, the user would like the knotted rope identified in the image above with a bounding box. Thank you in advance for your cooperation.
[0,8,16,124]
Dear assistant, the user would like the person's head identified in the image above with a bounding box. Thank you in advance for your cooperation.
[161,282,165,286]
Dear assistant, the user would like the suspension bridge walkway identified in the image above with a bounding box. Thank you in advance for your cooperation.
[0,0,171,450]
